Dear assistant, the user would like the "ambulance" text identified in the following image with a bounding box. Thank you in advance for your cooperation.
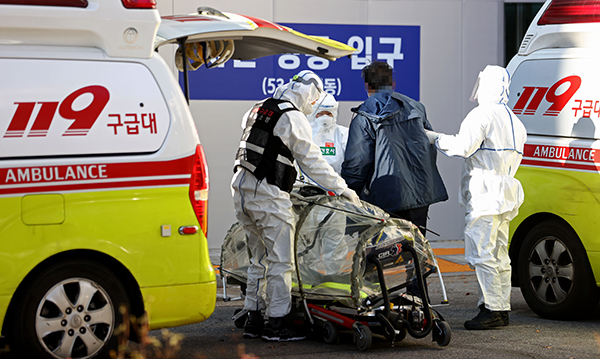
[4,165,108,184]
[532,146,596,162]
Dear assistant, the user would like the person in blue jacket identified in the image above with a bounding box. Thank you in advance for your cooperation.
[341,61,448,297]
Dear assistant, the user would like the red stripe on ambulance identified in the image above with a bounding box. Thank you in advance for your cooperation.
[0,155,194,195]
[521,143,600,172]
[240,14,288,31]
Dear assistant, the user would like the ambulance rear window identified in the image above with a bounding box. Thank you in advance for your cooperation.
[538,0,600,25]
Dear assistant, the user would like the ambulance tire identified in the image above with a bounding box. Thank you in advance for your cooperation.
[9,259,129,359]
[518,220,600,320]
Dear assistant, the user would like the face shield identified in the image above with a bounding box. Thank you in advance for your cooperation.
[469,72,482,102]
[308,92,326,123]
[309,92,338,123]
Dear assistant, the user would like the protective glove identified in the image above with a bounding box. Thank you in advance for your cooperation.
[425,130,440,144]
[341,188,361,206]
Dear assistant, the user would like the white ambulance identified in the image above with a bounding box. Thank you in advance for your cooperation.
[507,0,600,319]
[0,1,355,358]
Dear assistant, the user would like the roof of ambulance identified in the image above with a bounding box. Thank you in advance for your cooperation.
[0,1,356,61]
[0,0,160,58]
[518,0,600,56]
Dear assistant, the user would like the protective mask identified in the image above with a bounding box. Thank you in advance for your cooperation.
[316,115,335,130]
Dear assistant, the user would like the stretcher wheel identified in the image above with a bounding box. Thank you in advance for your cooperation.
[396,327,407,342]
[433,320,451,346]
[322,321,339,344]
[376,312,396,342]
[233,308,247,328]
[353,323,372,351]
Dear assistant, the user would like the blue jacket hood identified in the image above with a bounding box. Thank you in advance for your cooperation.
[352,91,424,125]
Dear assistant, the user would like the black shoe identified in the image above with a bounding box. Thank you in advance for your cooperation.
[261,317,306,342]
[501,311,509,326]
[464,305,504,330]
[243,310,264,339]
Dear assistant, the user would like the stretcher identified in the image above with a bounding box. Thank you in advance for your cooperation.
[220,185,452,350]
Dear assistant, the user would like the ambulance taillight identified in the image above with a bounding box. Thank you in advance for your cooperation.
[121,0,156,9]
[189,144,209,235]
[538,0,600,25]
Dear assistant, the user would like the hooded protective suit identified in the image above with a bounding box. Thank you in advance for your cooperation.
[231,70,357,319]
[303,92,348,177]
[433,65,527,312]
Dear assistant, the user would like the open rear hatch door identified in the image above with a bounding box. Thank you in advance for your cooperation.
[156,7,355,61]
[156,7,356,101]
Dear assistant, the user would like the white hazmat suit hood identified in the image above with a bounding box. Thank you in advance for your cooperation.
[313,96,338,131]
[434,65,527,313]
[308,92,339,125]
[274,70,323,115]
[470,65,510,105]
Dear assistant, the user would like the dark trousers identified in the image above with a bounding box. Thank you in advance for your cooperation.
[392,206,430,300]
[393,206,429,237]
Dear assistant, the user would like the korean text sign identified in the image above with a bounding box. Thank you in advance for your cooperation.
[183,23,420,101]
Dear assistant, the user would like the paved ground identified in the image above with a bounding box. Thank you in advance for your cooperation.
[3,240,600,359]
[161,270,600,359]
[188,240,600,359]
[429,239,474,273]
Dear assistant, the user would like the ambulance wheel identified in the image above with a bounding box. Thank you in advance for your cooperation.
[518,220,600,320]
[353,323,372,351]
[322,321,339,344]
[233,308,247,328]
[8,259,129,359]
[433,320,451,346]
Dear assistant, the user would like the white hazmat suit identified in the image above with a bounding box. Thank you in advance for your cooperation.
[305,92,349,175]
[231,70,358,319]
[430,65,527,312]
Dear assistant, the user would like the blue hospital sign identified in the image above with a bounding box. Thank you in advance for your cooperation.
[183,23,420,101]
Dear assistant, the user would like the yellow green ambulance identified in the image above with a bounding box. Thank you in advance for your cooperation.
[0,1,356,358]
[507,0,600,319]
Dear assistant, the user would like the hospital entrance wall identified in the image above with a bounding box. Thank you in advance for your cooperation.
[157,0,509,264]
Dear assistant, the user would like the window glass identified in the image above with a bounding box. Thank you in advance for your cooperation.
[505,3,544,65]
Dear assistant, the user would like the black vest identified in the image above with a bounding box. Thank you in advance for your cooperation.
[234,98,298,192]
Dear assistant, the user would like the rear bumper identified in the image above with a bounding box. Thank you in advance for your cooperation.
[589,252,600,287]
[143,281,217,330]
